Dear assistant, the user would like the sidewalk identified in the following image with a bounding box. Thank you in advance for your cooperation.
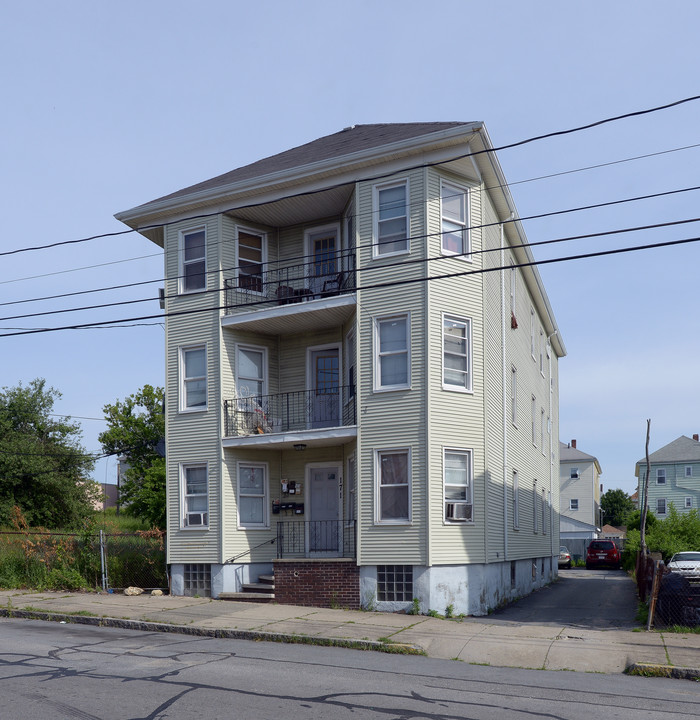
[1,589,699,678]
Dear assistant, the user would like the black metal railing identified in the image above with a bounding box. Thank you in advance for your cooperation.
[224,386,356,437]
[276,520,357,558]
[224,251,356,313]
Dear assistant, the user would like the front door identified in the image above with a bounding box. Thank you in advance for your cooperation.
[310,348,340,428]
[308,466,340,554]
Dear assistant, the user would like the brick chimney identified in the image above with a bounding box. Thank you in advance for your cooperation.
[571,439,577,449]
[694,434,699,442]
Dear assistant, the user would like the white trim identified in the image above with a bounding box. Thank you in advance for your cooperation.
[443,447,474,524]
[372,179,410,258]
[236,460,270,529]
[442,313,472,393]
[375,447,412,524]
[235,225,267,296]
[178,343,208,413]
[373,312,411,392]
[304,222,341,292]
[569,498,579,511]
[439,179,471,260]
[178,226,207,294]
[180,462,209,530]
[513,470,520,529]
[235,342,268,400]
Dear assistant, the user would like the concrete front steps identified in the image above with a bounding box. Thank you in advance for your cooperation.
[218,574,275,603]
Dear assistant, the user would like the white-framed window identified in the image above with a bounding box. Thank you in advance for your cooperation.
[442,315,472,391]
[533,481,538,532]
[346,329,356,401]
[347,453,357,523]
[237,462,269,528]
[376,448,410,523]
[685,496,693,509]
[373,181,409,256]
[440,181,469,257]
[179,345,207,411]
[530,308,536,359]
[541,488,547,534]
[513,470,519,529]
[443,448,473,523]
[540,408,546,454]
[180,228,206,293]
[511,366,517,425]
[570,498,579,510]
[539,329,544,375]
[374,314,410,391]
[236,344,267,401]
[236,227,266,294]
[510,262,517,316]
[531,395,537,445]
[657,497,667,515]
[570,467,579,479]
[686,466,693,477]
[656,468,666,484]
[181,463,208,528]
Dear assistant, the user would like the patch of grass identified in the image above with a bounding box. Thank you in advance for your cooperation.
[635,602,649,626]
[662,624,700,634]
[427,609,440,618]
[408,598,421,615]
[445,604,454,619]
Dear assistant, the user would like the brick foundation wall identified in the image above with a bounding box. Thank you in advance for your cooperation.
[273,559,360,609]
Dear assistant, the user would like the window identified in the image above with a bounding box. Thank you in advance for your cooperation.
[236,228,265,293]
[377,449,410,523]
[657,498,667,515]
[180,228,206,293]
[183,564,211,597]
[346,330,356,400]
[377,565,413,601]
[686,466,693,477]
[570,467,579,479]
[510,262,517,315]
[443,315,471,391]
[236,345,266,401]
[530,308,536,358]
[182,464,208,528]
[444,449,473,522]
[531,396,537,445]
[180,345,207,411]
[440,181,469,256]
[238,463,268,528]
[570,498,579,510]
[539,329,544,374]
[513,470,519,529]
[541,488,547,534]
[511,366,517,424]
[685,497,693,509]
[533,481,538,532]
[656,468,666,484]
[540,408,545,453]
[374,181,408,256]
[374,315,409,390]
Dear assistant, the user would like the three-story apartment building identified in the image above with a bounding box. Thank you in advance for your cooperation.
[116,123,565,615]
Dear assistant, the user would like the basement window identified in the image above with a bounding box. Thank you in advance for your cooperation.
[377,565,413,602]
[183,564,211,597]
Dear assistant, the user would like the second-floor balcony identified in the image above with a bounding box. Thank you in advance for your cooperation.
[224,386,356,440]
[224,252,356,316]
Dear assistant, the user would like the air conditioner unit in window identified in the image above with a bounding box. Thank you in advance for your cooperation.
[571,472,579,479]
[446,503,472,521]
[185,512,207,527]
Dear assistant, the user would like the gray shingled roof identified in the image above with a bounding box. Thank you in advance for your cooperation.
[637,435,700,464]
[559,441,598,463]
[145,122,471,206]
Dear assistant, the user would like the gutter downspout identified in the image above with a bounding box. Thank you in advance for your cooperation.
[501,221,508,562]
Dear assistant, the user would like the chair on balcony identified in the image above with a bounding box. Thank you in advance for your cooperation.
[276,285,298,305]
[321,271,345,297]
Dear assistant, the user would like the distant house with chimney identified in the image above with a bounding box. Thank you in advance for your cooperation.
[559,439,602,542]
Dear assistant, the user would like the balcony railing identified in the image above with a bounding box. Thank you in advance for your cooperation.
[224,251,356,313]
[223,386,356,437]
[276,520,357,558]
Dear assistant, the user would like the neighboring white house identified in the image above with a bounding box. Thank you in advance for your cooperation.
[559,440,602,541]
[115,123,565,615]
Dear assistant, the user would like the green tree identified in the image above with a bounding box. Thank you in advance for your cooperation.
[0,379,97,528]
[99,385,165,529]
[600,488,635,527]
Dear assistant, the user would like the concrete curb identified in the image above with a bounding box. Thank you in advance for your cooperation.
[0,609,425,656]
[626,662,700,681]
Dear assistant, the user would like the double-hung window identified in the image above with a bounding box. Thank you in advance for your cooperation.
[238,463,268,528]
[533,481,538,532]
[236,345,266,401]
[377,449,410,523]
[182,464,208,528]
[180,228,206,293]
[657,497,667,515]
[374,181,408,256]
[511,366,517,424]
[180,345,207,411]
[237,228,265,293]
[443,315,471,391]
[570,498,579,510]
[513,470,520,528]
[444,449,473,522]
[440,181,469,257]
[374,314,409,390]
[656,468,666,484]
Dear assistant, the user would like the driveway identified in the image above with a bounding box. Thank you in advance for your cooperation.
[480,568,639,630]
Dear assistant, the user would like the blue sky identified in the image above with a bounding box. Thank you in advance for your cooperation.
[2,1,700,495]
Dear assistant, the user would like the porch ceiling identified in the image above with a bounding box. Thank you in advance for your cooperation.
[222,426,357,450]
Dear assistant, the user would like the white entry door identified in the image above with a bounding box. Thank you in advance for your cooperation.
[308,466,340,554]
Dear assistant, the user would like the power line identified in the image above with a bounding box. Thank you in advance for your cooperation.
[2,230,698,338]
[3,93,700,260]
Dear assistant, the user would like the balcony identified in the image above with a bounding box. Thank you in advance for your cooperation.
[223,386,356,448]
[276,520,357,559]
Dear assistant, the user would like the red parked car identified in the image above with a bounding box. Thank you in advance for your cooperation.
[585,540,621,570]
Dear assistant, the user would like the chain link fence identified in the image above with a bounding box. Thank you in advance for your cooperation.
[639,552,700,628]
[0,530,167,592]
